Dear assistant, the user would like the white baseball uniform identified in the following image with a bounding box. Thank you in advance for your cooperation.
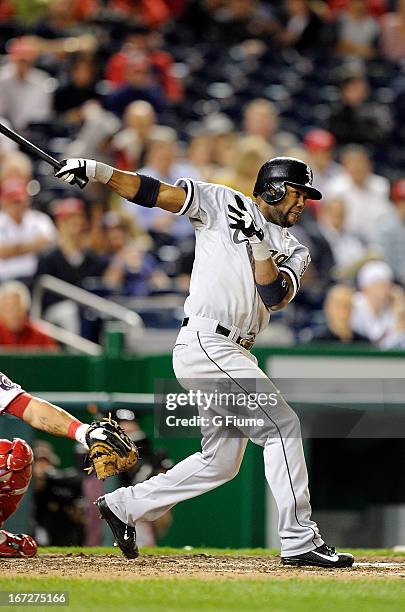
[105,180,323,556]
[0,373,23,415]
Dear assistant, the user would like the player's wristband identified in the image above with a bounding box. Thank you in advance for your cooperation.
[129,174,160,208]
[250,241,270,261]
[68,421,90,448]
[256,272,289,307]
[94,161,114,184]
[67,419,84,439]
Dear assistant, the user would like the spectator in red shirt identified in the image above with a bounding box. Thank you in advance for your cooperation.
[328,0,387,18]
[0,0,14,23]
[105,24,183,102]
[106,53,167,117]
[107,0,172,29]
[0,281,58,350]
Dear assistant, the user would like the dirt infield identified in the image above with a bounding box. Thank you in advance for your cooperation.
[2,553,405,580]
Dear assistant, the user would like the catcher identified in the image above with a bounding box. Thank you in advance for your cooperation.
[0,372,138,558]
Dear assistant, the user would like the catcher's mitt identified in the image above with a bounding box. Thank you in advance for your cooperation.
[84,414,139,480]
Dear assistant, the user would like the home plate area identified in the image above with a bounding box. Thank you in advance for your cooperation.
[2,553,405,580]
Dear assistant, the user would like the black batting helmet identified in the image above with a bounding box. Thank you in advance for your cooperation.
[253,157,322,204]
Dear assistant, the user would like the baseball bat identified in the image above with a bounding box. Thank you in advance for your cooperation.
[0,122,87,189]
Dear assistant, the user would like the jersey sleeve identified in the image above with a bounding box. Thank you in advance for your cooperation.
[0,373,24,415]
[173,179,228,226]
[278,244,311,301]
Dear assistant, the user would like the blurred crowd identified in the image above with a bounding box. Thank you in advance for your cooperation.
[0,0,404,349]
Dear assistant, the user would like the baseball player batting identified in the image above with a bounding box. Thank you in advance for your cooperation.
[0,372,138,557]
[55,156,354,568]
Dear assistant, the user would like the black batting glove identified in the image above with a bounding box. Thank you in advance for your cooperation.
[228,195,264,244]
[54,158,91,189]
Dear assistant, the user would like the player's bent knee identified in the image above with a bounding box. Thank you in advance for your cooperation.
[225,463,242,480]
[277,407,302,437]
[0,438,33,472]
[287,410,302,436]
[0,440,36,558]
[201,432,246,478]
[0,439,34,514]
[213,463,240,481]
[204,453,243,481]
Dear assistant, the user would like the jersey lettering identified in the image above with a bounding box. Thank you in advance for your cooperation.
[269,250,289,265]
[299,254,310,278]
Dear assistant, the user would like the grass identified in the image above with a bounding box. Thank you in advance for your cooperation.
[0,576,404,612]
[2,548,405,612]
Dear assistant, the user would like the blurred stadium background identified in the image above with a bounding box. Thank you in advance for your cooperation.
[0,0,405,551]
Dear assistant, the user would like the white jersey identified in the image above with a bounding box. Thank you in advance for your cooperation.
[175,179,310,337]
[351,292,395,343]
[0,372,23,415]
[0,210,56,281]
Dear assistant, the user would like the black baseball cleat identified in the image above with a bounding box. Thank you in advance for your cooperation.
[282,544,354,568]
[95,496,139,559]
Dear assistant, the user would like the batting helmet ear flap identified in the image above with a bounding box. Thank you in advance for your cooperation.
[261,181,286,204]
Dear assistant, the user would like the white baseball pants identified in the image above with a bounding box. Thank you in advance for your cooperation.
[105,322,324,556]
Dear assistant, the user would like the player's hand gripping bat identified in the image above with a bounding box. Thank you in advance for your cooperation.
[0,122,88,189]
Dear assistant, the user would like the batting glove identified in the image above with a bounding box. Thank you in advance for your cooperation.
[54,158,95,187]
[228,195,264,244]
[55,158,114,188]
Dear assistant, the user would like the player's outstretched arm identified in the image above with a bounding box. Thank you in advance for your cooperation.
[54,159,186,213]
[6,394,89,446]
[4,386,138,480]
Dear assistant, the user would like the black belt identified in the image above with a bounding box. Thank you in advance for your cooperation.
[181,317,255,350]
